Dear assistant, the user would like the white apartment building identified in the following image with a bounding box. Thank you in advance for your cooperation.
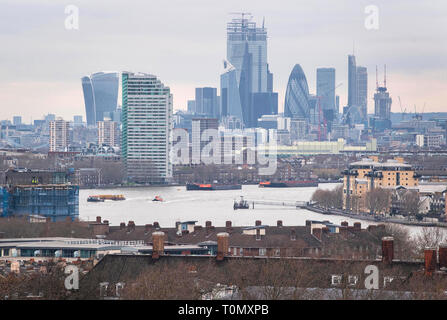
[98,120,120,147]
[121,72,173,183]
[49,118,70,152]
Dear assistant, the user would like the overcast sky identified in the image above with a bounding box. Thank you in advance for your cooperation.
[0,0,446,122]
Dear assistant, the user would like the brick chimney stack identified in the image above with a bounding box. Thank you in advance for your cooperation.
[127,221,135,232]
[96,216,101,223]
[153,221,160,229]
[225,221,232,232]
[152,231,165,259]
[277,220,283,227]
[353,222,361,231]
[381,237,394,264]
[341,221,348,227]
[439,244,447,269]
[255,220,262,226]
[103,220,109,225]
[424,248,437,276]
[120,222,125,230]
[290,229,296,241]
[216,232,229,261]
[339,226,348,238]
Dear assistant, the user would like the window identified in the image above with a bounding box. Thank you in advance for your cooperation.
[259,248,267,256]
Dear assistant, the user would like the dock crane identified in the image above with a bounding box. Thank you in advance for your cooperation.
[317,82,343,141]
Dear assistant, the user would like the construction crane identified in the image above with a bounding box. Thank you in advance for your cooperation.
[228,12,252,21]
[398,96,407,120]
[316,82,343,141]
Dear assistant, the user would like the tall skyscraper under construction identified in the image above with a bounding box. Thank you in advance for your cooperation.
[221,14,277,128]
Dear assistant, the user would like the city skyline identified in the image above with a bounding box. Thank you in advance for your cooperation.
[0,0,446,121]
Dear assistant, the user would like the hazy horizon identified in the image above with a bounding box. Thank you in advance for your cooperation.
[0,0,446,122]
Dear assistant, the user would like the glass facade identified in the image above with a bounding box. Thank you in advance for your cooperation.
[81,72,119,126]
[284,64,311,120]
[222,16,277,128]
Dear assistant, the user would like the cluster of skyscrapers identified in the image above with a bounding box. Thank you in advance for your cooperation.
[74,14,399,184]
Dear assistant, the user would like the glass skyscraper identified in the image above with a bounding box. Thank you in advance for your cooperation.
[356,66,368,122]
[284,64,310,120]
[316,67,336,126]
[195,87,219,118]
[121,72,173,184]
[346,55,367,124]
[221,15,277,128]
[81,71,119,126]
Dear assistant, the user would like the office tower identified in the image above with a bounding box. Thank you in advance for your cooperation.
[316,68,336,129]
[220,60,243,122]
[121,72,172,183]
[12,116,22,126]
[81,71,119,126]
[284,64,310,120]
[227,15,267,93]
[45,114,56,122]
[356,66,368,122]
[374,86,392,121]
[223,15,277,127]
[191,118,219,164]
[347,55,357,108]
[49,118,70,152]
[195,87,219,117]
[187,100,196,114]
[336,96,340,114]
[252,92,278,125]
[345,55,366,124]
[308,95,319,125]
[98,120,120,147]
[73,115,83,127]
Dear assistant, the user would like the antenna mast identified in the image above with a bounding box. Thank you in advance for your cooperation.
[384,64,387,88]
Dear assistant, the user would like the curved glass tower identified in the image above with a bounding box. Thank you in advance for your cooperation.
[284,64,310,119]
[81,71,119,126]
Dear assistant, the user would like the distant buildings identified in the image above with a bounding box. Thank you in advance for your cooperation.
[12,116,22,126]
[342,157,418,212]
[121,72,173,184]
[194,87,220,118]
[49,118,70,152]
[98,120,120,148]
[81,72,119,126]
[191,118,219,164]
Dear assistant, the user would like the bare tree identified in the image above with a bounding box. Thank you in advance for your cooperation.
[414,227,447,258]
[365,188,391,216]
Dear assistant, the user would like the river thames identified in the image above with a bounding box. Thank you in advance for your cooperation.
[79,183,428,235]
